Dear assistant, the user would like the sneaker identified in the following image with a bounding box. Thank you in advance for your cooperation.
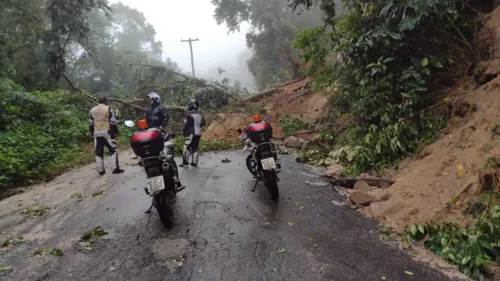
[190,163,197,167]
[179,161,189,167]
[112,168,125,174]
[98,171,105,176]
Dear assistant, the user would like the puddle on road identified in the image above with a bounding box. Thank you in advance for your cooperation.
[301,172,319,178]
[331,200,346,206]
[305,181,329,187]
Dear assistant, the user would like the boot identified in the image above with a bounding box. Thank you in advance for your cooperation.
[179,160,189,167]
[98,171,105,176]
[112,168,125,174]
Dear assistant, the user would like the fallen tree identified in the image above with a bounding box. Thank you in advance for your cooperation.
[61,74,187,114]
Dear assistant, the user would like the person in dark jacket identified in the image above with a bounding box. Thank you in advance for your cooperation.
[89,96,124,175]
[145,92,169,131]
[180,98,206,167]
[144,92,183,188]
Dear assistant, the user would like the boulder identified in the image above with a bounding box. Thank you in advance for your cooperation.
[353,180,372,192]
[348,190,376,207]
[301,140,311,151]
[325,164,343,177]
[284,136,303,149]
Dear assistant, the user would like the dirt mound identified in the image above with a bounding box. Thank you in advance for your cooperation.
[349,7,500,231]
[203,78,331,141]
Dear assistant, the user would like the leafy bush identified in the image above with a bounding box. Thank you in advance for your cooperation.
[0,79,93,188]
[406,193,500,280]
[279,113,311,137]
[292,0,481,172]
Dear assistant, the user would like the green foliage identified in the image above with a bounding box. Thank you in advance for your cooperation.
[0,79,93,188]
[406,193,500,280]
[292,0,480,173]
[279,113,311,137]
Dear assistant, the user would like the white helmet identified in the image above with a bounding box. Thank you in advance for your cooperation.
[147,92,161,103]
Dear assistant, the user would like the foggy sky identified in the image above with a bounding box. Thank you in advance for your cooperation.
[109,0,254,87]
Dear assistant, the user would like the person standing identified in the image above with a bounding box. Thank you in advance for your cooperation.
[145,92,183,188]
[145,92,169,131]
[180,98,205,167]
[89,96,124,175]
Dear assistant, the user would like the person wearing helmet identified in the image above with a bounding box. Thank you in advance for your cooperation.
[180,98,206,167]
[89,96,125,175]
[145,92,169,132]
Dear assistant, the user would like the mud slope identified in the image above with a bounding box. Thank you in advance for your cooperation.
[203,78,331,141]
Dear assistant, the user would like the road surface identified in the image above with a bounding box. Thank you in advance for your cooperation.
[0,150,464,281]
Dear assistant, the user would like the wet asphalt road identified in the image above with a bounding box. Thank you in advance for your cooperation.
[0,150,458,281]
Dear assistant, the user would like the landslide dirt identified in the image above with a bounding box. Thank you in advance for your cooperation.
[202,78,331,141]
[355,6,500,232]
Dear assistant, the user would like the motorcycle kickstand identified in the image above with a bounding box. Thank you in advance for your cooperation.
[251,179,260,192]
[145,202,154,214]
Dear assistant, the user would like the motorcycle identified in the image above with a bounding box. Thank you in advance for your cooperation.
[124,120,185,229]
[238,117,281,201]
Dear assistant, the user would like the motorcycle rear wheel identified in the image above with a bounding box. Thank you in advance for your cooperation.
[155,193,173,229]
[156,166,176,229]
[264,171,279,201]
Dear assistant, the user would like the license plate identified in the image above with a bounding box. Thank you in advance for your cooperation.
[261,157,276,170]
[147,176,165,194]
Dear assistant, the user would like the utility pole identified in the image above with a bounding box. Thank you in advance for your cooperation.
[181,38,199,77]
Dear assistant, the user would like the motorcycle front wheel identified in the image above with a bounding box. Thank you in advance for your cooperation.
[263,171,279,201]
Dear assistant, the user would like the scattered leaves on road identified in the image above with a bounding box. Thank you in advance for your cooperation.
[21,206,49,218]
[288,222,295,226]
[276,248,288,254]
[71,193,84,200]
[381,276,386,280]
[81,226,108,241]
[79,226,108,252]
[2,236,25,247]
[221,158,231,163]
[92,190,105,197]
[34,248,63,257]
[405,271,414,276]
[0,266,13,275]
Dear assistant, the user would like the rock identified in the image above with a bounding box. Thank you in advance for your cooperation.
[284,136,302,149]
[348,190,376,206]
[325,164,343,177]
[353,180,372,192]
[301,140,311,150]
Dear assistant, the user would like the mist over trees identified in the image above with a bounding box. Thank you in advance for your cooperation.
[211,0,344,91]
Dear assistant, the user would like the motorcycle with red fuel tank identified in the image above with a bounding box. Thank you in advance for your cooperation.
[124,119,184,229]
[238,116,281,201]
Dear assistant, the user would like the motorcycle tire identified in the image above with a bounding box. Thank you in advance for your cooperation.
[246,154,258,177]
[263,171,279,202]
[156,166,176,229]
[155,192,173,229]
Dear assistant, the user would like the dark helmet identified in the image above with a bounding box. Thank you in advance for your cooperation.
[187,98,198,111]
[98,96,108,104]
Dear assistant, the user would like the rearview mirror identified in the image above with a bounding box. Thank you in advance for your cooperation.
[124,120,135,128]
